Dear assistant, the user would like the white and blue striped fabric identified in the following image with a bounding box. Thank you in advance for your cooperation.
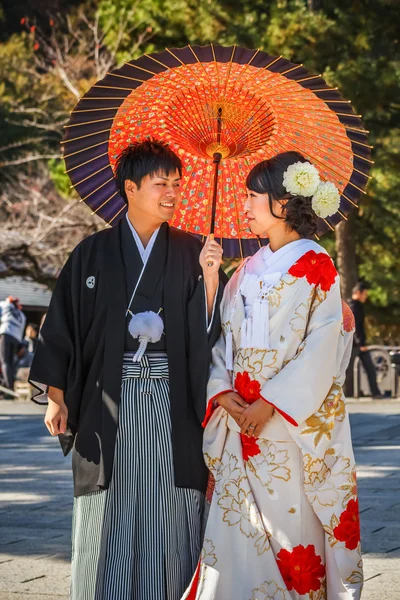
[71,353,204,600]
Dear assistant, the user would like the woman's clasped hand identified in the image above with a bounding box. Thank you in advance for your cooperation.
[217,391,274,437]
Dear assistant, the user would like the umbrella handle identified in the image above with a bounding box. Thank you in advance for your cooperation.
[207,233,215,268]
[207,149,223,268]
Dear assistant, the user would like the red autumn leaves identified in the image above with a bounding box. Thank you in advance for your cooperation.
[277,544,325,595]
[289,250,337,292]
[334,498,361,550]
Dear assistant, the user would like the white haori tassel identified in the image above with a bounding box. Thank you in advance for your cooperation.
[241,317,252,348]
[252,297,270,349]
[225,327,233,371]
[128,311,164,362]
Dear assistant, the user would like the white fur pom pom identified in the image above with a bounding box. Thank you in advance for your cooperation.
[128,311,164,343]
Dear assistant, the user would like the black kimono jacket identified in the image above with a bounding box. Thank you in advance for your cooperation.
[30,218,225,497]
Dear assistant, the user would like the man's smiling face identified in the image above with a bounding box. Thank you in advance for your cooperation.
[125,169,181,226]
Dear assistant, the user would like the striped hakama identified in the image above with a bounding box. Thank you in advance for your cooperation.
[71,353,204,600]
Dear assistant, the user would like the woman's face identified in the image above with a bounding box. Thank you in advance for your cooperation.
[244,188,284,237]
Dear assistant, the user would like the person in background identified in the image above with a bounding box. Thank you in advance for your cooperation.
[345,282,384,399]
[24,323,39,353]
[0,296,26,396]
[15,340,34,371]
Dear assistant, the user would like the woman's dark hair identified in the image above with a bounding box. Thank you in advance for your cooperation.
[246,151,318,238]
[115,138,183,203]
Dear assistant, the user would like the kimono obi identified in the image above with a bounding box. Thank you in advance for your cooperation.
[122,352,169,380]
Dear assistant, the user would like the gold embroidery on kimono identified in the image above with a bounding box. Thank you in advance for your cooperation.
[183,239,362,600]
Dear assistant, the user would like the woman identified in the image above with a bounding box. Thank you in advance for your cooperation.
[185,152,362,599]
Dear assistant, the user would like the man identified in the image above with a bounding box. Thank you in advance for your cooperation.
[0,296,26,397]
[24,323,39,353]
[29,139,225,600]
[345,282,384,399]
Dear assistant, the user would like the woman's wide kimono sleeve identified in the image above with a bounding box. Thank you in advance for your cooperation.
[261,281,342,427]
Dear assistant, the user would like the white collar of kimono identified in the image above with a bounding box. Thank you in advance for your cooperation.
[240,238,312,304]
[246,238,311,277]
[230,238,320,359]
[126,214,160,265]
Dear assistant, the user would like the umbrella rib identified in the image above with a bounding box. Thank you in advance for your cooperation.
[277,122,368,154]
[69,164,109,188]
[270,88,339,97]
[164,97,209,151]
[62,141,107,159]
[353,153,374,164]
[235,110,275,147]
[267,137,359,197]
[160,50,201,89]
[79,97,128,100]
[322,218,335,231]
[229,160,244,260]
[294,74,323,84]
[62,129,110,143]
[183,82,217,144]
[105,72,146,83]
[64,117,114,128]
[229,49,260,88]
[233,108,275,151]
[241,55,282,88]
[93,85,135,91]
[280,64,304,76]
[144,54,171,70]
[72,107,122,113]
[337,209,348,221]
[108,204,126,225]
[194,82,221,141]
[126,62,158,76]
[187,45,213,85]
[64,152,108,174]
[342,193,358,207]
[223,45,236,97]
[80,177,114,201]
[184,158,207,233]
[211,44,220,97]
[91,191,118,214]
[286,140,366,192]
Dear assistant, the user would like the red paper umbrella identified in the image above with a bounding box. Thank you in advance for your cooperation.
[63,44,372,258]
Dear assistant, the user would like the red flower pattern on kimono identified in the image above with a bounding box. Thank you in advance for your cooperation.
[288,250,337,292]
[234,371,261,404]
[277,544,325,595]
[240,434,261,461]
[333,498,361,550]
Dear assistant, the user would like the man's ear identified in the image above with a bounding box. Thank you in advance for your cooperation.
[125,179,137,198]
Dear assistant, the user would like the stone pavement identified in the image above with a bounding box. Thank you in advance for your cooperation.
[0,399,399,599]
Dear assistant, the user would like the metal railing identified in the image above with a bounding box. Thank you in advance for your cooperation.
[353,345,400,399]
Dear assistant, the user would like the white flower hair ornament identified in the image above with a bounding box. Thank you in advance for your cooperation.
[282,161,341,218]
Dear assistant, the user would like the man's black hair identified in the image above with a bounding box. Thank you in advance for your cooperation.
[115,138,183,203]
[352,281,369,294]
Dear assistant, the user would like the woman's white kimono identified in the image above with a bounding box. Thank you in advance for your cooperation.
[184,239,362,600]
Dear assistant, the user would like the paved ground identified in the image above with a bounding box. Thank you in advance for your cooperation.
[0,399,399,599]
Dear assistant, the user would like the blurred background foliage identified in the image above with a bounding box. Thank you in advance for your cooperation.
[0,0,399,342]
